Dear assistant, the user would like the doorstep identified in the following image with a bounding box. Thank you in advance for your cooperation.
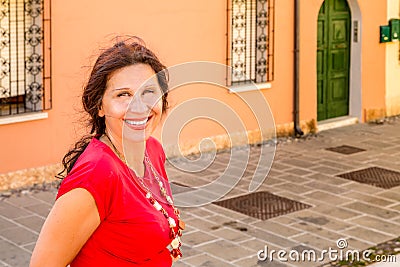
[317,116,358,132]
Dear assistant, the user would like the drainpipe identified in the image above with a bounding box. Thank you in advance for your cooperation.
[294,0,304,137]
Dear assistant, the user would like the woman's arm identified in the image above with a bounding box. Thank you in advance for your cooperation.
[30,188,101,267]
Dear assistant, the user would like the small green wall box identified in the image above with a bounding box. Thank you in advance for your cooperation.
[380,25,391,43]
[389,19,400,41]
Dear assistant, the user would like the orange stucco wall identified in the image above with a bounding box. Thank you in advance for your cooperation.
[270,0,296,124]
[0,0,391,174]
[359,0,387,116]
[1,0,229,173]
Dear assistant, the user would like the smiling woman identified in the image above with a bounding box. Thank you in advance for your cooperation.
[100,64,163,147]
[29,37,184,267]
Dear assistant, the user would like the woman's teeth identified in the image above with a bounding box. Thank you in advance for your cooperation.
[125,118,148,126]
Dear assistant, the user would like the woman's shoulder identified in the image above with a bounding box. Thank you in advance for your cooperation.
[57,138,122,219]
[63,138,122,183]
[77,138,119,167]
[146,136,166,162]
[146,136,162,150]
[58,138,121,188]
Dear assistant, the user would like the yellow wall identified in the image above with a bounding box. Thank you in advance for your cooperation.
[386,0,400,116]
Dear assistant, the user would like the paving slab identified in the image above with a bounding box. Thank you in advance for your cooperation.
[341,202,399,220]
[1,119,400,266]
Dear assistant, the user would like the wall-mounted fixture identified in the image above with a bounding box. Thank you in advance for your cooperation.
[353,20,359,43]
[389,19,399,40]
[380,25,392,43]
[380,18,400,43]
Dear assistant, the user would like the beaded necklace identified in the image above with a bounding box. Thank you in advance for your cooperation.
[103,133,185,260]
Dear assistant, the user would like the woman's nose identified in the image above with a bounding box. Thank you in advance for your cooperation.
[127,95,149,114]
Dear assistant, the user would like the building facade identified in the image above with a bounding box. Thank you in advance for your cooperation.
[0,0,399,187]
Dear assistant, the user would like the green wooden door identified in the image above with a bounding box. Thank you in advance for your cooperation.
[317,0,351,121]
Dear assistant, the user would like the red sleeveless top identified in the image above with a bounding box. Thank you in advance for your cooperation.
[57,137,177,267]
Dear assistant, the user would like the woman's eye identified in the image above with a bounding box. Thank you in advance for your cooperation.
[117,92,131,97]
[143,89,155,94]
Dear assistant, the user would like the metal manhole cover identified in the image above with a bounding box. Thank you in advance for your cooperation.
[213,191,311,220]
[326,145,365,155]
[337,167,400,189]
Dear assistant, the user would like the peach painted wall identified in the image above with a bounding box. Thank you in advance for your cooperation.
[298,0,320,123]
[0,0,391,174]
[268,0,295,125]
[360,0,387,118]
[0,0,228,173]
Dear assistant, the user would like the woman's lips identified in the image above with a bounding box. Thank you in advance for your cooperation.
[124,116,152,130]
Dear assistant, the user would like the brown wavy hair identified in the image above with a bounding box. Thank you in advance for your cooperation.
[57,37,169,178]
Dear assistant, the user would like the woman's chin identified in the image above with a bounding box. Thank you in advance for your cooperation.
[122,131,151,144]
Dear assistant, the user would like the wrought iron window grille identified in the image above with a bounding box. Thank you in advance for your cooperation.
[227,0,274,86]
[0,0,51,117]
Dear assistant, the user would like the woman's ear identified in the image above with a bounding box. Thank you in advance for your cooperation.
[98,105,105,117]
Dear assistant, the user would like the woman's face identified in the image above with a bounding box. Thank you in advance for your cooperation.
[99,64,163,144]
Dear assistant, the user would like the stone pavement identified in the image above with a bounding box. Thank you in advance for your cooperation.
[369,255,400,267]
[1,119,400,267]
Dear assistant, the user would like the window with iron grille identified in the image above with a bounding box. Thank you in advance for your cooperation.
[227,0,274,86]
[0,0,51,117]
